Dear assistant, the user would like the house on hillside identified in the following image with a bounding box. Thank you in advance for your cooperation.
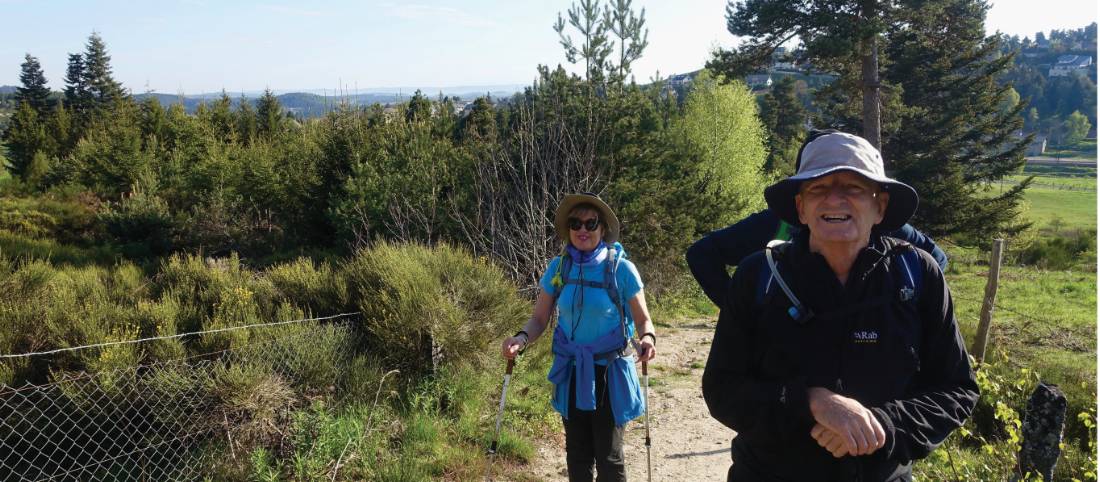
[745,74,773,90]
[1049,55,1093,77]
[667,73,693,89]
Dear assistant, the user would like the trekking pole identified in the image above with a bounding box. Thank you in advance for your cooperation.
[642,360,652,482]
[486,357,515,480]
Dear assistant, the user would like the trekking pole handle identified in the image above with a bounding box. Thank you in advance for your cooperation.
[642,361,647,376]
[506,357,514,375]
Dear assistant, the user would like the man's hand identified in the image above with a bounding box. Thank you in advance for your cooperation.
[807,387,886,457]
[811,424,853,458]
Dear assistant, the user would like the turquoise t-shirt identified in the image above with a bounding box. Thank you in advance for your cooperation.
[539,250,644,347]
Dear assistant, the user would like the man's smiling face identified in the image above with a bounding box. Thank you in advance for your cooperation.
[795,170,889,247]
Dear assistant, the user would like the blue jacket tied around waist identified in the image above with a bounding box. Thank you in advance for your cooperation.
[547,314,644,427]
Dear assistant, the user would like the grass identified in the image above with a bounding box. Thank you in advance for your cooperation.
[925,169,1095,479]
[992,165,1096,230]
[1043,139,1098,160]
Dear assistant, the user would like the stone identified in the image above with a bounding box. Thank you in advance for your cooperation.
[1018,382,1067,481]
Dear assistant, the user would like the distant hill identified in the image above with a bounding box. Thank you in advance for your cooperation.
[132,85,524,118]
[0,85,16,95]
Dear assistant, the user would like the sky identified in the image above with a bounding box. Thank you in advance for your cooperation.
[0,0,1096,95]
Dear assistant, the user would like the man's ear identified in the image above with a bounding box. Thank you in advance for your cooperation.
[795,193,806,225]
[875,191,890,224]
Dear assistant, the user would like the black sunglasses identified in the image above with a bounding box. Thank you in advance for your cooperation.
[568,217,601,232]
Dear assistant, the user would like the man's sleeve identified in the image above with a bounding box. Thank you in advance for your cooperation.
[687,210,779,307]
[869,252,979,461]
[702,254,815,439]
[890,224,949,272]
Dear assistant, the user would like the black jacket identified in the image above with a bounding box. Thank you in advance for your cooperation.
[686,209,948,308]
[702,234,978,482]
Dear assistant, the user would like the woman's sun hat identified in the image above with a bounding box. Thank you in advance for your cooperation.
[554,192,620,243]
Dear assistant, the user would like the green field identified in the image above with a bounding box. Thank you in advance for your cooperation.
[998,165,1097,230]
[918,165,1098,480]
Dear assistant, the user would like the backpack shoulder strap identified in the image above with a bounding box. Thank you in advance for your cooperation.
[758,240,814,323]
[550,254,570,303]
[605,245,628,344]
[886,239,923,303]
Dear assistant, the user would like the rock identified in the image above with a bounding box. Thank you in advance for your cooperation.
[1018,382,1067,481]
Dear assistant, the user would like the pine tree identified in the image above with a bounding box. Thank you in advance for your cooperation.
[878,0,1031,239]
[256,89,283,137]
[405,90,432,123]
[709,0,901,150]
[759,76,806,175]
[603,0,648,89]
[82,32,127,109]
[554,0,613,84]
[16,54,52,116]
[460,96,497,141]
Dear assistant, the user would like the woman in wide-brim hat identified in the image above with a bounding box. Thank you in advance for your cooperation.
[502,192,656,482]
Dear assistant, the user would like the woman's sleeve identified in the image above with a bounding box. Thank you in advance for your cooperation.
[618,259,644,301]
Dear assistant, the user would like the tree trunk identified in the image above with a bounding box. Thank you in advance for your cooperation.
[861,35,882,156]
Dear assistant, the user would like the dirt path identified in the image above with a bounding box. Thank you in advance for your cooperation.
[520,319,736,481]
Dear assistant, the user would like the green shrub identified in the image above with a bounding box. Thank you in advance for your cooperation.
[97,185,176,257]
[264,257,348,316]
[344,241,527,375]
[1016,229,1097,270]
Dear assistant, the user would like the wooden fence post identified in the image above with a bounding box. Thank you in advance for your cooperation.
[971,238,1005,365]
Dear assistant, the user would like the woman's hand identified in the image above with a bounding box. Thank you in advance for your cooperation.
[636,337,655,363]
[501,335,527,359]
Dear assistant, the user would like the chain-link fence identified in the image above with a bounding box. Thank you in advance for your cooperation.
[0,317,361,481]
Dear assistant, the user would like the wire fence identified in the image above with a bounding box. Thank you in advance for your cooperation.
[0,313,361,481]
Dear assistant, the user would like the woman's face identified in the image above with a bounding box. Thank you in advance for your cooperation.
[567,208,604,252]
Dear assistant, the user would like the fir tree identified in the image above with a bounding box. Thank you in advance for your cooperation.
[1,102,49,179]
[758,76,806,175]
[64,52,90,116]
[82,32,127,108]
[237,95,258,142]
[256,89,282,137]
[16,54,52,116]
[209,92,236,142]
[50,99,74,156]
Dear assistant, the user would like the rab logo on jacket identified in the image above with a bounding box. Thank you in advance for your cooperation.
[853,331,879,343]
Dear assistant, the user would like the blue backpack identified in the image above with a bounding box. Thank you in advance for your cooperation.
[756,238,924,324]
[549,244,631,355]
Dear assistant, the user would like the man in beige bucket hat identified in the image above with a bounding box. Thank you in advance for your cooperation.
[702,132,978,481]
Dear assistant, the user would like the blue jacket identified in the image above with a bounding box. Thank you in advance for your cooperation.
[547,323,644,427]
[686,209,948,307]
